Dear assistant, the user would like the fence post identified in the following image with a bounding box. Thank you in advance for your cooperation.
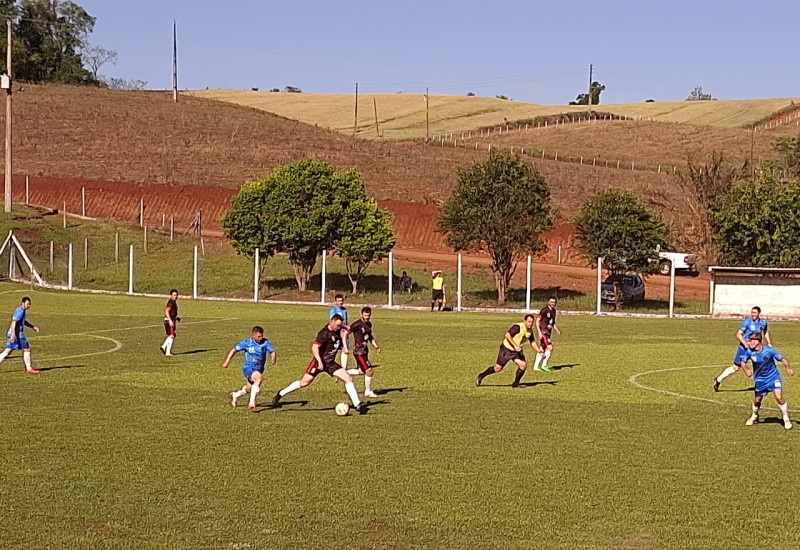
[84,237,88,269]
[388,251,393,307]
[525,254,532,311]
[669,260,676,318]
[709,273,715,315]
[63,201,67,229]
[49,240,53,273]
[25,176,29,205]
[68,243,73,290]
[81,187,86,217]
[558,245,562,264]
[128,245,134,294]
[162,213,165,227]
[596,257,603,315]
[143,225,148,254]
[8,240,14,279]
[457,253,462,312]
[193,245,199,299]
[253,248,260,303]
[115,232,119,263]
[320,249,326,305]
[170,215,174,243]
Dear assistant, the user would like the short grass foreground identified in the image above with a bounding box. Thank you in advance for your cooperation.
[0,283,798,549]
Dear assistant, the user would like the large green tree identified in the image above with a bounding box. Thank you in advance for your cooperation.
[713,170,800,267]
[336,199,396,294]
[1,0,102,84]
[574,189,668,308]
[569,81,605,105]
[437,152,553,303]
[222,160,371,292]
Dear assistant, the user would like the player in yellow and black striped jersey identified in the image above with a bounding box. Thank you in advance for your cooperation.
[476,314,542,388]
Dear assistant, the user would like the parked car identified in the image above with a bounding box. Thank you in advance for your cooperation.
[601,273,646,304]
[656,246,699,276]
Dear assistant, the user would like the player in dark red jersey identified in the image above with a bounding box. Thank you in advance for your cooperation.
[160,289,180,356]
[272,314,366,413]
[347,307,382,398]
[533,296,561,372]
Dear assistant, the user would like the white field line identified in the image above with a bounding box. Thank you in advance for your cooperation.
[629,364,780,412]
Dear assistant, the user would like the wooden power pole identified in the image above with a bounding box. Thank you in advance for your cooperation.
[425,87,430,141]
[352,83,358,137]
[587,64,593,109]
[4,20,12,213]
[172,20,178,102]
[372,96,380,137]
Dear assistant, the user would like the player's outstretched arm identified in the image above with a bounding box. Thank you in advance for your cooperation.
[783,358,794,377]
[221,348,238,368]
[269,351,277,365]
[740,361,752,378]
[765,329,772,347]
[311,342,324,365]
[736,329,747,347]
[554,323,561,336]
[24,320,39,333]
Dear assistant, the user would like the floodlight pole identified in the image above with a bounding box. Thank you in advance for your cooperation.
[457,253,462,312]
[596,257,603,315]
[387,251,393,307]
[172,20,178,103]
[253,248,259,303]
[4,20,13,213]
[668,260,676,318]
[525,255,532,311]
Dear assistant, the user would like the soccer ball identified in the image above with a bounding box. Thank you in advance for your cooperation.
[335,402,350,416]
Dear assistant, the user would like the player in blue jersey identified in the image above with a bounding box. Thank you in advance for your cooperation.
[739,332,793,430]
[713,306,771,392]
[222,326,276,410]
[0,297,40,374]
[329,293,351,369]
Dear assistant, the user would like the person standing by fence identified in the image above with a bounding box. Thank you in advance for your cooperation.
[431,270,445,312]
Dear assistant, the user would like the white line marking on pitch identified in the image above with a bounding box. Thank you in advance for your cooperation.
[629,364,780,412]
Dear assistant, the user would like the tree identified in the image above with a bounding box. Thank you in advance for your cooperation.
[437,152,553,303]
[336,199,396,294]
[569,81,605,105]
[221,180,281,294]
[574,190,668,309]
[713,171,800,267]
[770,135,800,178]
[222,160,368,292]
[106,77,146,90]
[686,86,714,101]
[82,44,116,79]
[466,91,475,96]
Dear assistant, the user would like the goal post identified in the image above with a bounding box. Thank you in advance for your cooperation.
[0,230,45,285]
[709,266,800,317]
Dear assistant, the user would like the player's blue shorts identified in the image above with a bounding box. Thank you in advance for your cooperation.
[754,374,783,398]
[5,334,28,351]
[243,364,264,383]
[733,344,749,366]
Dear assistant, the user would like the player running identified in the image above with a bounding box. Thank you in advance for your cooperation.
[222,326,276,410]
[347,306,382,398]
[476,314,542,387]
[0,297,40,374]
[713,306,770,392]
[160,289,180,356]
[533,297,561,372]
[739,332,793,430]
[329,293,350,369]
[272,314,366,413]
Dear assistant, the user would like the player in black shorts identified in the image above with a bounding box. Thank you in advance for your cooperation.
[476,314,542,387]
[272,314,366,413]
[160,289,180,356]
[533,296,561,372]
[347,307,382,398]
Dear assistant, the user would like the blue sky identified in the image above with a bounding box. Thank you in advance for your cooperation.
[81,0,799,105]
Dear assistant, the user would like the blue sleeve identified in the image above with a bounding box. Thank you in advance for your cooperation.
[772,348,784,362]
[738,319,749,333]
[234,339,248,352]
[329,306,337,318]
[763,320,769,333]
[264,340,274,354]
[12,308,23,322]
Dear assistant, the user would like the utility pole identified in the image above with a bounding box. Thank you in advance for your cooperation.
[372,96,380,137]
[4,20,12,213]
[352,83,358,137]
[172,20,178,102]
[587,64,593,110]
[425,87,430,141]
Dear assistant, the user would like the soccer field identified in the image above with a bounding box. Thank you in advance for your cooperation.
[0,282,798,549]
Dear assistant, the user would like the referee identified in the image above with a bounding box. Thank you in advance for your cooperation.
[431,270,445,312]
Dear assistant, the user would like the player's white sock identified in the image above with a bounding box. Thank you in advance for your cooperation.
[533,353,543,371]
[165,336,174,354]
[341,352,349,369]
[23,351,33,371]
[161,337,169,350]
[365,375,373,393]
[542,350,552,368]
[716,366,737,383]
[279,380,302,397]
[0,348,10,364]
[346,368,361,376]
[232,385,248,400]
[249,385,261,407]
[778,401,790,421]
[344,382,361,408]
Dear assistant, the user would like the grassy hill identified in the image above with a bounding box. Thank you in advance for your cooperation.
[191,90,800,139]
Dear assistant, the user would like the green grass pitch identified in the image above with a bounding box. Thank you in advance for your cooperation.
[0,281,798,549]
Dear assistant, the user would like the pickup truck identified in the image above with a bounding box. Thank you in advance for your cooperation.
[657,248,699,276]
